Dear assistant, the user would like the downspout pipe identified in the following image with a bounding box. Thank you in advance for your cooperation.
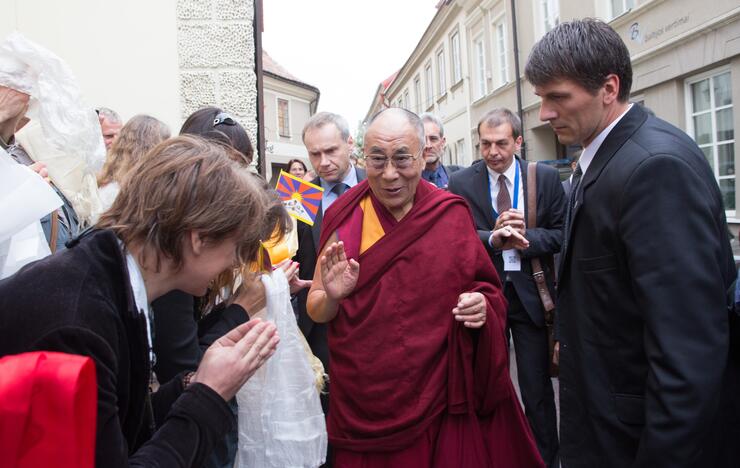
[254,0,266,176]
[510,0,526,159]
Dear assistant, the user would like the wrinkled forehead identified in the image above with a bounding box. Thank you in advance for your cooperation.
[364,119,420,154]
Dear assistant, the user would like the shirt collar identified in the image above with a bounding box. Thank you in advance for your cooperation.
[486,156,518,182]
[579,104,633,176]
[321,165,358,191]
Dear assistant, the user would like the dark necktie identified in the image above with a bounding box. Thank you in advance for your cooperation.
[562,164,583,259]
[332,182,348,196]
[496,174,511,214]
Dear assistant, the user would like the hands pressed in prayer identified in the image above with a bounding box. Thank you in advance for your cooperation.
[274,259,312,294]
[494,209,526,237]
[453,292,488,328]
[320,241,360,301]
[192,318,279,401]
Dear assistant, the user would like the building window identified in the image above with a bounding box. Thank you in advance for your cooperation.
[451,31,462,84]
[277,98,290,137]
[425,62,434,108]
[474,35,487,99]
[403,89,410,110]
[414,75,422,113]
[610,0,634,19]
[437,48,447,95]
[539,0,559,34]
[686,69,735,212]
[493,19,508,88]
[456,139,466,165]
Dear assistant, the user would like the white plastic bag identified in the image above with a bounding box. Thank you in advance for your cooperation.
[0,32,105,225]
[236,270,327,468]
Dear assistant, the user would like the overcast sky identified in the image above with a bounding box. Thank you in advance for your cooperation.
[262,0,438,137]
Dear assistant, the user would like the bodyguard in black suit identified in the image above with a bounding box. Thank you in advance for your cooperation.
[295,112,366,415]
[525,19,739,467]
[449,108,565,467]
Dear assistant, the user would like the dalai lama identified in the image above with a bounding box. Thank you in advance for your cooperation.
[307,107,543,467]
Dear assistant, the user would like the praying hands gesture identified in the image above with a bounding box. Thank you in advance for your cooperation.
[320,241,360,301]
[453,292,488,328]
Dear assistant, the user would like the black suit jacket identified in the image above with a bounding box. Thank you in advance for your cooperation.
[557,104,739,467]
[448,157,566,326]
[0,229,233,467]
[295,167,366,367]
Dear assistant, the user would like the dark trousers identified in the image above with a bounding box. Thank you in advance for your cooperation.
[505,283,559,468]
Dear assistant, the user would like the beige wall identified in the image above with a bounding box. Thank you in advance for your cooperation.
[1,0,182,132]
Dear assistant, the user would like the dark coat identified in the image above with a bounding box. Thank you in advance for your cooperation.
[295,168,366,372]
[0,229,233,467]
[557,104,739,467]
[448,157,566,326]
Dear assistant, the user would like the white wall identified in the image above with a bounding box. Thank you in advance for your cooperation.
[1,0,183,132]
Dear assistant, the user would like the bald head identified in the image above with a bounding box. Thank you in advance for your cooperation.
[366,108,425,151]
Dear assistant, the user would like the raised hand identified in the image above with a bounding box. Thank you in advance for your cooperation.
[320,241,359,301]
[490,225,530,250]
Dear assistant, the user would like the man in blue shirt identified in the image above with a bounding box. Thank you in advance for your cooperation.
[420,113,460,189]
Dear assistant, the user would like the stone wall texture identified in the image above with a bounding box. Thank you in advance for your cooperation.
[176,0,258,162]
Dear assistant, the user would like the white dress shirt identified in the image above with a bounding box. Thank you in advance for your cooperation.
[579,104,633,177]
[487,158,524,216]
[320,165,359,213]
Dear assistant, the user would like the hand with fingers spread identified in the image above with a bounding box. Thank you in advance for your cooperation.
[320,241,360,301]
[192,318,279,401]
[275,259,312,294]
[453,292,488,328]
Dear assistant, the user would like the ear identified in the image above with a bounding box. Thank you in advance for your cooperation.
[190,231,205,256]
[441,136,447,148]
[602,74,621,105]
[347,135,355,147]
[514,135,523,152]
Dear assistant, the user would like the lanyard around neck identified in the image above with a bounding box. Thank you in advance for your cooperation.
[489,160,519,218]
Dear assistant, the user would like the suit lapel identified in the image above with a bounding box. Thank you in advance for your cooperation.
[473,162,496,229]
[559,104,648,279]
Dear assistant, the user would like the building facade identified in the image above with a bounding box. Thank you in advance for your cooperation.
[368,0,740,224]
[262,51,320,184]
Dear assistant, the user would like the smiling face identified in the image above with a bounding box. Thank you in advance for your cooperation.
[303,123,352,183]
[288,161,306,178]
[364,112,424,220]
[534,78,607,147]
[479,122,522,174]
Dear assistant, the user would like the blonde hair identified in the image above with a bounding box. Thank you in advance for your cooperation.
[97,114,171,187]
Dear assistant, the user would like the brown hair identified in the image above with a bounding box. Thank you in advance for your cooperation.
[96,135,288,274]
[97,114,171,186]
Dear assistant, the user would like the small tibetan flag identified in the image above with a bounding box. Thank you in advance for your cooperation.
[275,170,324,226]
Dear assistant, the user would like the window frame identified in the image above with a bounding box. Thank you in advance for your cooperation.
[424,61,434,108]
[413,75,422,113]
[609,0,635,20]
[277,97,291,138]
[436,47,447,96]
[450,30,462,85]
[492,15,509,89]
[685,66,735,216]
[473,34,487,99]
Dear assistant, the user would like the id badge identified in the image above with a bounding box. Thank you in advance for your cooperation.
[503,249,521,271]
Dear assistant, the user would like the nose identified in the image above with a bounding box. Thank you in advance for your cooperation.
[381,161,399,180]
[319,153,331,167]
[539,103,557,122]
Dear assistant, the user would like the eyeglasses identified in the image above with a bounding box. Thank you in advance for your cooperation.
[364,152,421,170]
[213,112,236,127]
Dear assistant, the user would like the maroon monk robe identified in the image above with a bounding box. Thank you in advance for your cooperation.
[318,180,543,467]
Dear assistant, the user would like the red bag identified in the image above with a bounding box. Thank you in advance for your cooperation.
[0,351,97,468]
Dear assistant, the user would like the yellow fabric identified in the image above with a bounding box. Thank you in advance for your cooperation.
[359,196,385,255]
[263,217,299,265]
